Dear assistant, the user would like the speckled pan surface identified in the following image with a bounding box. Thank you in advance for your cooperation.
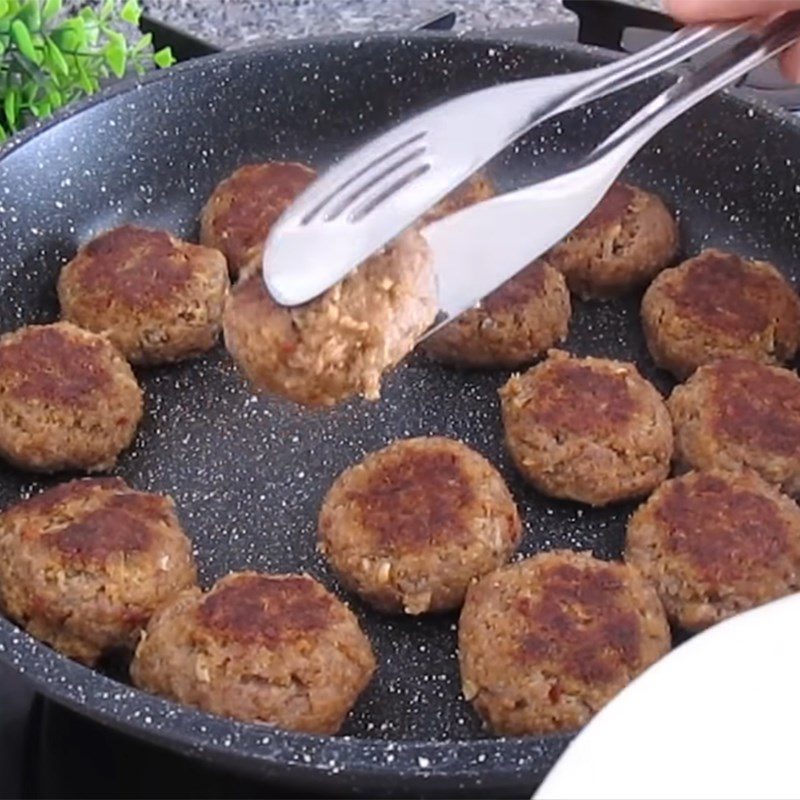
[0,32,799,798]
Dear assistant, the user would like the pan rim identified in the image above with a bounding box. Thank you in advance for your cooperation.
[0,28,797,790]
[2,28,797,159]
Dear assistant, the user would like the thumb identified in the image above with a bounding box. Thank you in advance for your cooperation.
[780,42,800,82]
[665,0,800,22]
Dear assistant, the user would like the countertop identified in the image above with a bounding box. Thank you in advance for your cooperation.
[135,0,662,50]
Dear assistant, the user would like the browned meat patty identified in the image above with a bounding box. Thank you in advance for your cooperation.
[625,469,800,632]
[422,173,572,368]
[58,225,230,365]
[642,249,800,379]
[421,260,571,369]
[200,161,316,278]
[500,351,673,506]
[0,477,197,665]
[419,171,496,225]
[668,358,800,497]
[318,437,522,614]
[0,322,143,472]
[546,182,679,300]
[131,571,376,734]
[224,230,436,406]
[420,173,571,369]
[458,550,670,735]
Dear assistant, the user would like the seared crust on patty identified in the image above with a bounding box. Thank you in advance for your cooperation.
[625,469,800,631]
[421,260,571,369]
[547,182,679,300]
[318,437,522,614]
[458,550,670,735]
[58,225,230,365]
[0,322,143,472]
[224,230,436,406]
[668,359,800,497]
[0,477,197,664]
[200,161,316,277]
[642,249,800,378]
[131,571,376,733]
[500,351,673,506]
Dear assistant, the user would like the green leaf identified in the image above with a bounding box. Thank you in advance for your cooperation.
[30,100,52,118]
[51,29,72,50]
[55,17,85,51]
[105,29,126,47]
[18,0,41,30]
[45,37,68,74]
[153,46,174,68]
[76,61,95,93]
[120,0,141,25]
[4,89,18,127]
[99,0,114,21]
[84,21,99,46]
[104,41,126,77]
[11,19,39,63]
[132,31,152,54]
[24,82,39,103]
[0,0,9,16]
[42,0,62,21]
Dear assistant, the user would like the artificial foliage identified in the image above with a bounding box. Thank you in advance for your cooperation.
[0,0,174,139]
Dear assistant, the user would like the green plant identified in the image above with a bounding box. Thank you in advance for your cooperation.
[0,0,174,140]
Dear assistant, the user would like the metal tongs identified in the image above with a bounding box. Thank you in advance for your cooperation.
[263,13,800,332]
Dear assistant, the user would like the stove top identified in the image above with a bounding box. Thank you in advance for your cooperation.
[2,3,798,798]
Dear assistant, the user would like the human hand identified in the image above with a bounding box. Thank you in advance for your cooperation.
[665,0,800,80]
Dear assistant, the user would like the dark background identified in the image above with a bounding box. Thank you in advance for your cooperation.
[0,664,32,799]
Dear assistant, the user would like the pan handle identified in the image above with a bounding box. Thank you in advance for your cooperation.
[564,0,677,50]
[139,14,220,59]
[414,12,457,32]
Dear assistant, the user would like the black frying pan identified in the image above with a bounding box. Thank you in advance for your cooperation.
[0,30,798,799]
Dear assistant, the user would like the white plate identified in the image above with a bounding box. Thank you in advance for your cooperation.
[534,593,800,800]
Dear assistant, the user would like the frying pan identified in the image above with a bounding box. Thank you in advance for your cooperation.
[0,30,798,799]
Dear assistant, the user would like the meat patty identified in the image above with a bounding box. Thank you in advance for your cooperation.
[421,260,571,369]
[58,225,230,365]
[642,249,800,378]
[0,477,197,664]
[626,469,800,631]
[224,230,436,406]
[420,172,570,369]
[318,436,522,614]
[131,571,376,734]
[500,350,673,506]
[458,550,670,735]
[547,182,679,300]
[200,161,316,278]
[0,322,143,472]
[668,358,800,497]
